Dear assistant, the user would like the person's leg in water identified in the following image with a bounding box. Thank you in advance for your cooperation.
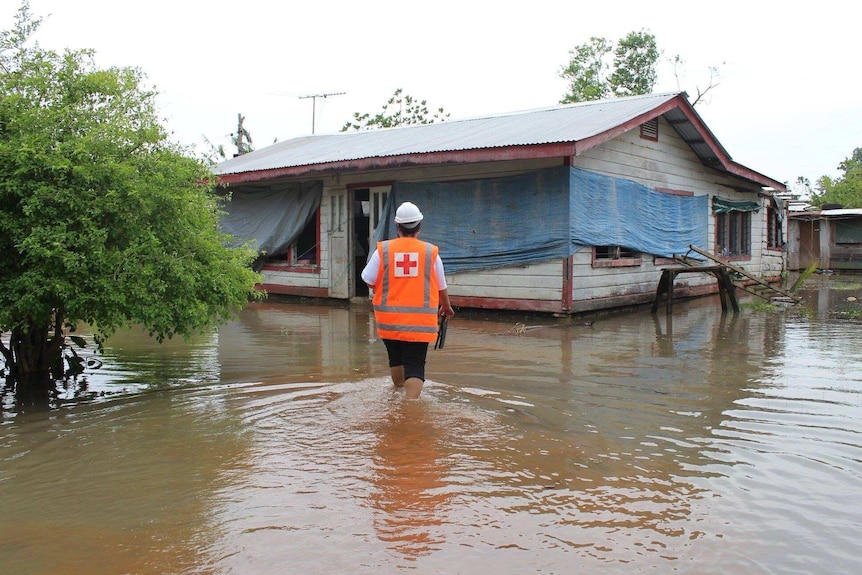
[388,365,423,398]
[383,339,404,387]
[403,377,424,399]
[383,340,428,399]
[384,340,405,388]
[389,365,405,387]
[401,341,429,399]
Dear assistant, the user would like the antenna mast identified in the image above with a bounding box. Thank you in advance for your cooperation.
[299,92,346,134]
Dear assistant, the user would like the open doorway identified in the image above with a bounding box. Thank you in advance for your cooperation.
[353,188,370,297]
[351,186,390,297]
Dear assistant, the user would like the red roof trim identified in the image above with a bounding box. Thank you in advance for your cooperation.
[573,94,785,191]
[217,142,578,185]
[575,95,688,155]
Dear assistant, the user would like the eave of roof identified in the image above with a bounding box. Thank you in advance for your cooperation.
[790,208,862,219]
[215,92,785,192]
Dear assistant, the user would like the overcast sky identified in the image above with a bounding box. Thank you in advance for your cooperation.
[8,1,862,190]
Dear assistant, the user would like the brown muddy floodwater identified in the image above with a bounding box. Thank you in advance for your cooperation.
[2,277,862,574]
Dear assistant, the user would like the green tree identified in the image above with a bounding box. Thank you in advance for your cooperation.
[560,30,659,103]
[559,36,613,103]
[609,30,660,97]
[0,2,262,403]
[341,88,450,131]
[811,148,862,208]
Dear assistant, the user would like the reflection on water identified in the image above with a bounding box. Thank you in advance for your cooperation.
[370,400,452,559]
[2,279,862,574]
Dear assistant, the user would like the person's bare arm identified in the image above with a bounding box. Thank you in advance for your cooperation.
[438,289,454,319]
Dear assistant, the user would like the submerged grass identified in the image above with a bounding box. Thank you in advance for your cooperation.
[831,307,862,320]
[741,301,782,313]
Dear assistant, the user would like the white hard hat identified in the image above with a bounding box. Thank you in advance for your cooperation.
[394,201,423,228]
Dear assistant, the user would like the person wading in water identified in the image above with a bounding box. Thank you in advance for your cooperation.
[361,202,455,399]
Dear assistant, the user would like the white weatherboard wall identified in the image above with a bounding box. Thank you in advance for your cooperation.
[445,260,564,303]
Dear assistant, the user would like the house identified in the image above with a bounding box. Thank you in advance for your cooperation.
[214,92,787,315]
[787,208,862,272]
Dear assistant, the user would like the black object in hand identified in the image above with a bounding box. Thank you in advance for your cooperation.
[434,315,448,350]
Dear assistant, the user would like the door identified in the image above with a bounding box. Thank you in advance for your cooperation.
[328,191,349,299]
[352,186,390,297]
[797,219,820,270]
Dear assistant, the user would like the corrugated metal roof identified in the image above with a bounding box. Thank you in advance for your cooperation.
[821,209,862,216]
[213,91,785,192]
[214,92,681,175]
[791,208,862,218]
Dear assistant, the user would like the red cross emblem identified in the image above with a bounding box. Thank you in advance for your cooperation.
[394,252,419,277]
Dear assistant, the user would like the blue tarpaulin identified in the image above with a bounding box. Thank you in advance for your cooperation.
[568,168,708,262]
[377,166,708,274]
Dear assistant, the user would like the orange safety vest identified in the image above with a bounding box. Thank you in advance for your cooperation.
[371,237,441,342]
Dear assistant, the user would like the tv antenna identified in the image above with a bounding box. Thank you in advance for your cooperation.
[299,92,345,134]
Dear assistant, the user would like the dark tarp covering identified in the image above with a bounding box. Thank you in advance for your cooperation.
[218,181,322,269]
[712,196,761,214]
[376,166,709,274]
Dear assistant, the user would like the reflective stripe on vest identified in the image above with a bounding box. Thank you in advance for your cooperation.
[372,238,440,342]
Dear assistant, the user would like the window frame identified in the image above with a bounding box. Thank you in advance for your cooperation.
[260,209,321,273]
[715,211,752,259]
[592,245,643,268]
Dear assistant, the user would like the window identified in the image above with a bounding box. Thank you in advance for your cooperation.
[767,205,783,249]
[592,245,642,268]
[292,216,318,265]
[835,220,862,244]
[715,211,751,257]
[263,210,320,270]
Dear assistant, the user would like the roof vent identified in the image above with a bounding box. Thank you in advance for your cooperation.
[641,118,658,142]
[640,118,659,141]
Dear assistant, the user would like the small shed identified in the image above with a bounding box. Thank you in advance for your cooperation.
[788,208,862,272]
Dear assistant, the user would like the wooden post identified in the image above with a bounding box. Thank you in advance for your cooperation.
[714,271,728,311]
[718,270,739,312]
[667,270,677,315]
[652,266,739,315]
[651,271,669,313]
[561,255,574,313]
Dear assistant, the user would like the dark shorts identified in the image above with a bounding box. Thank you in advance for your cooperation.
[382,339,429,381]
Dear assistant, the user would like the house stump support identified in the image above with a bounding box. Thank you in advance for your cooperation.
[651,266,739,315]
